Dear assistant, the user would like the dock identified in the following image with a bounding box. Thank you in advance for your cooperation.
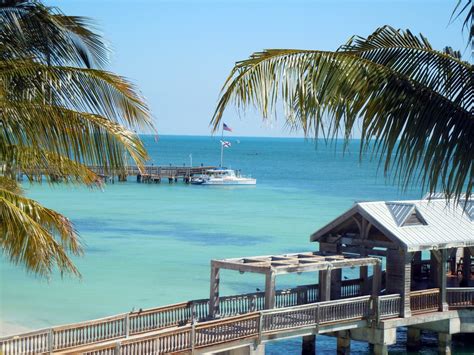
[17,165,216,184]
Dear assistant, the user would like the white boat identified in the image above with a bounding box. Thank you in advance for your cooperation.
[191,168,256,185]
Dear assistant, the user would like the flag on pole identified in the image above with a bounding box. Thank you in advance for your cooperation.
[223,123,233,132]
[220,140,231,148]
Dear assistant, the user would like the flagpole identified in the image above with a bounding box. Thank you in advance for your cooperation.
[220,125,224,167]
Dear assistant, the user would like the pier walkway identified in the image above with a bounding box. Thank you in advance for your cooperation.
[2,252,474,355]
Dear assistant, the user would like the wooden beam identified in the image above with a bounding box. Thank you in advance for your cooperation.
[264,272,276,309]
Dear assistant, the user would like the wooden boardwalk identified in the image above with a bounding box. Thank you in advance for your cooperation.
[1,283,473,354]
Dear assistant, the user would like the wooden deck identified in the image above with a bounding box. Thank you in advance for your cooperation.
[2,283,473,354]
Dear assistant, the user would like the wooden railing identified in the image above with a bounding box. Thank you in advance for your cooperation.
[5,285,474,354]
[71,296,377,355]
[262,295,371,333]
[378,294,401,319]
[195,313,260,348]
[410,288,440,314]
[0,283,316,354]
[341,278,363,298]
[447,288,474,309]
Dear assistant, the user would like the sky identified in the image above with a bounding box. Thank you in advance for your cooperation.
[48,0,468,137]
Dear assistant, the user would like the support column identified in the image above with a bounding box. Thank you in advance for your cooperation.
[319,268,332,301]
[359,264,369,295]
[430,250,440,288]
[406,327,421,350]
[336,331,350,355]
[209,263,220,317]
[372,261,382,321]
[438,333,452,355]
[462,247,471,285]
[264,271,276,309]
[301,335,315,355]
[331,268,342,299]
[387,250,412,317]
[439,249,449,311]
[373,344,388,355]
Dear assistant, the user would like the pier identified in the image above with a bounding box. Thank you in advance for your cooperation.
[16,165,216,184]
[1,196,473,354]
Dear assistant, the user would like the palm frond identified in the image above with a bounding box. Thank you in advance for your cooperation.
[0,175,22,194]
[211,26,474,200]
[0,59,154,130]
[450,0,473,44]
[1,100,149,171]
[0,187,82,277]
[0,0,109,67]
[2,145,100,185]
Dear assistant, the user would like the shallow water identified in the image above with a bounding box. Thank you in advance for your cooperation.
[1,136,471,353]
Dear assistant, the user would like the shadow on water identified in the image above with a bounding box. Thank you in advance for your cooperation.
[75,217,269,247]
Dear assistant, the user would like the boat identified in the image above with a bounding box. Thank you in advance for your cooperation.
[191,168,256,185]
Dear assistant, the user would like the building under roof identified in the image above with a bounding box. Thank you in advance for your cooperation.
[311,195,473,252]
[310,195,473,318]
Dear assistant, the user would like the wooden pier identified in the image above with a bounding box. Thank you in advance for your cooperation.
[17,165,216,184]
[1,267,473,354]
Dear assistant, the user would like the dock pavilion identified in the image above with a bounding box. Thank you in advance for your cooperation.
[1,195,472,355]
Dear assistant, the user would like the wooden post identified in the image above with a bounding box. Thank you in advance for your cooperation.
[319,269,332,301]
[439,249,449,311]
[302,335,316,355]
[336,331,351,355]
[387,249,412,317]
[402,252,412,317]
[462,247,471,284]
[438,333,452,355]
[430,250,440,288]
[265,271,276,309]
[209,263,220,317]
[372,261,382,321]
[331,268,342,299]
[406,327,421,350]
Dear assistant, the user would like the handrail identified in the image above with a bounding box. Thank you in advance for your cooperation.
[410,288,439,314]
[3,286,474,354]
[67,295,383,354]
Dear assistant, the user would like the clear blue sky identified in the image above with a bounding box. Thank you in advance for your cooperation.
[48,0,467,137]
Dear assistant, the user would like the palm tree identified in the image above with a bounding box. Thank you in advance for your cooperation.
[1,0,155,276]
[211,6,473,201]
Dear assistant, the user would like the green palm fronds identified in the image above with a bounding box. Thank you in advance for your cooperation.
[212,26,473,200]
[1,0,155,277]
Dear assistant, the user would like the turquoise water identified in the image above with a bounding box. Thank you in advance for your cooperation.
[0,136,470,353]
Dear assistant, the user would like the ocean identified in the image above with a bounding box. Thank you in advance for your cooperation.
[0,135,471,354]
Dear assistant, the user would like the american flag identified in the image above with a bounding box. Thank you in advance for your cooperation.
[220,140,231,148]
[223,123,233,132]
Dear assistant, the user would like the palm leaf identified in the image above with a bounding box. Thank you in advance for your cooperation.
[211,26,473,200]
[0,0,109,67]
[0,187,82,277]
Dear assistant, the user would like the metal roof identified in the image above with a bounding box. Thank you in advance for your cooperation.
[311,196,473,252]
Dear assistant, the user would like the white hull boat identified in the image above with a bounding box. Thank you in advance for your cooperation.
[191,168,256,185]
